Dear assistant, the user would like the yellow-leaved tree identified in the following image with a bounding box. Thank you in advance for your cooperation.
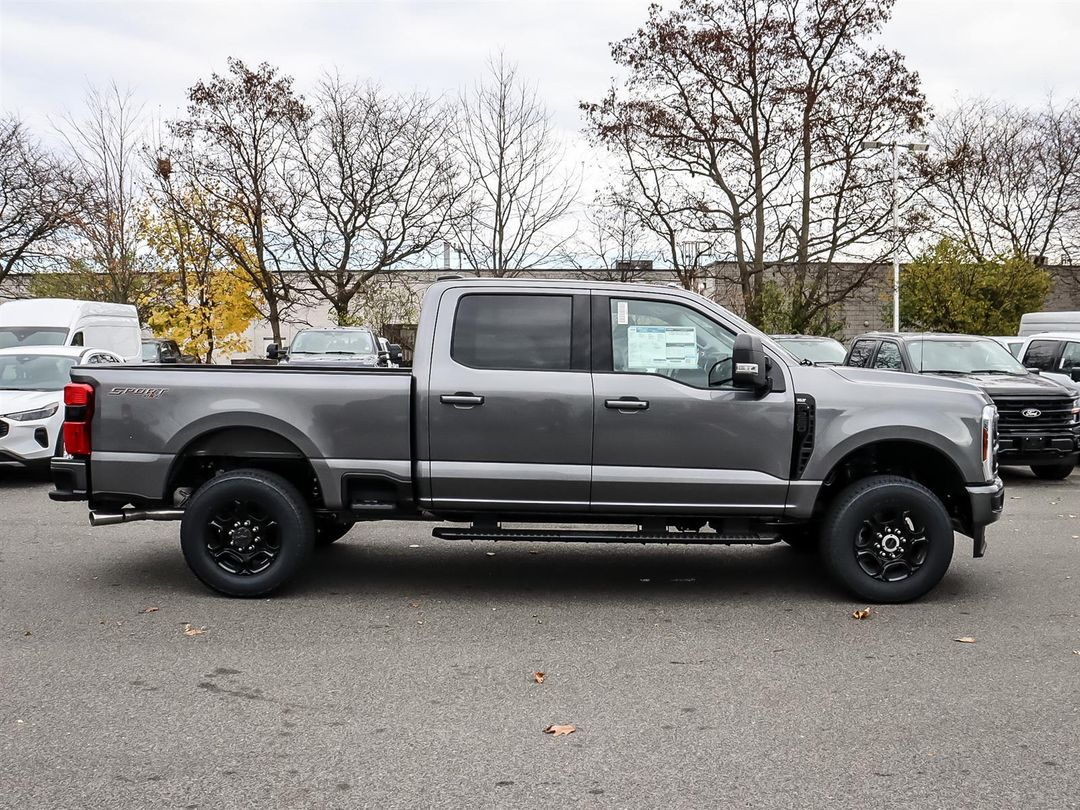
[140,188,262,363]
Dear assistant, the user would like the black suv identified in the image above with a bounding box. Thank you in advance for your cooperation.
[845,332,1080,480]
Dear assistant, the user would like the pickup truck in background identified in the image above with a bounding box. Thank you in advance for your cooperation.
[51,279,1004,603]
[267,326,403,368]
[844,332,1080,479]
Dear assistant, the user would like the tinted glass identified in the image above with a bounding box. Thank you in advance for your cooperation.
[610,298,734,388]
[452,294,572,371]
[1022,339,1059,372]
[1059,341,1080,370]
[141,342,160,361]
[847,340,877,367]
[0,327,68,349]
[291,329,376,356]
[873,341,903,370]
[908,339,1026,374]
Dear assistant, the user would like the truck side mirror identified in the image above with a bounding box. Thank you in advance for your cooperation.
[388,343,403,365]
[1026,367,1041,375]
[732,334,770,393]
[160,353,178,364]
[1071,368,1080,383]
[267,344,279,360]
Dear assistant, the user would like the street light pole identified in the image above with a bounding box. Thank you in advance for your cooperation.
[862,139,928,332]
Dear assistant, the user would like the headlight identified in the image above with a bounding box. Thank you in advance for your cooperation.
[981,403,998,481]
[3,403,59,422]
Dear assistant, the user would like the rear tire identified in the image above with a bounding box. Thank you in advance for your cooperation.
[820,475,954,603]
[180,469,314,597]
[1030,463,1074,481]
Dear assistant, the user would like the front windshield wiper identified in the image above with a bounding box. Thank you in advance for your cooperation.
[920,369,967,375]
[325,351,359,355]
[289,350,313,354]
[968,369,1024,375]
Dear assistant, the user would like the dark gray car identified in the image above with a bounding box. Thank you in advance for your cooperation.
[51,279,1004,603]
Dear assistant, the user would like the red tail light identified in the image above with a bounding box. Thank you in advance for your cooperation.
[63,383,94,456]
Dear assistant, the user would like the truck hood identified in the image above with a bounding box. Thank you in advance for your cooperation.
[0,389,61,417]
[826,365,989,399]
[923,371,1073,398]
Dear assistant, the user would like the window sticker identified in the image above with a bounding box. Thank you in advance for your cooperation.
[627,326,697,369]
[616,301,629,325]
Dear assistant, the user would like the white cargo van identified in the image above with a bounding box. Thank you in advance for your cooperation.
[1018,311,1080,337]
[0,299,142,363]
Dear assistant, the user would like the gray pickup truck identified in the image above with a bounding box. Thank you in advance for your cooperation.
[51,279,1004,602]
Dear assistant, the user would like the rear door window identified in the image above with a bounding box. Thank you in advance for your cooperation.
[872,341,903,370]
[1059,341,1080,371]
[847,339,878,367]
[1023,339,1060,372]
[452,294,573,371]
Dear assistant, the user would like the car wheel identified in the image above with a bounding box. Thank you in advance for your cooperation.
[820,475,954,603]
[1030,463,1074,481]
[180,469,314,597]
[315,517,355,546]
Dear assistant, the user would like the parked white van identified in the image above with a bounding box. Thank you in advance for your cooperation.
[0,299,142,363]
[1018,311,1080,337]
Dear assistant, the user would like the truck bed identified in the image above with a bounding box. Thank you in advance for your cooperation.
[71,364,413,510]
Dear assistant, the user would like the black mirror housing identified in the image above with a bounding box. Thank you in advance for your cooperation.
[1071,367,1080,383]
[388,343,403,364]
[266,344,279,360]
[732,334,770,392]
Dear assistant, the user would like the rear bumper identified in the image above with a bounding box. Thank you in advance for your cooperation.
[50,457,89,502]
[966,477,1005,557]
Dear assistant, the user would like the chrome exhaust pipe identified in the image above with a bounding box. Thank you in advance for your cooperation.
[89,509,185,527]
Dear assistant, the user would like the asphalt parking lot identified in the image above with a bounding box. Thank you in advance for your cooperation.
[1,469,1078,810]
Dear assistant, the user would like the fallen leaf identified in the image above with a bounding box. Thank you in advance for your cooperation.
[1072,650,1080,656]
[141,607,159,614]
[182,623,206,637]
[409,601,421,609]
[543,724,576,736]
[408,544,420,548]
[954,636,977,644]
[533,671,545,684]
[23,630,31,637]
[851,608,872,620]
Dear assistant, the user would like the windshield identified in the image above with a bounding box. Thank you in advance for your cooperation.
[290,330,375,355]
[0,327,68,349]
[776,338,847,365]
[0,354,77,390]
[909,339,1028,375]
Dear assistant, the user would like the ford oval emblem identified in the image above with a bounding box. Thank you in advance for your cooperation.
[1022,408,1042,418]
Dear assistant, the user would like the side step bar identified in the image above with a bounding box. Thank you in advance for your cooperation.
[432,526,780,545]
[90,509,184,527]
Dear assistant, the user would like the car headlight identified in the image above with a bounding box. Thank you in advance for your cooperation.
[981,403,998,481]
[2,403,59,422]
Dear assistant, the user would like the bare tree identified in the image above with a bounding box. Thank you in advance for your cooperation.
[584,0,928,331]
[571,187,663,281]
[57,83,147,306]
[161,58,306,344]
[278,76,460,324]
[0,115,82,286]
[921,97,1080,264]
[453,54,580,275]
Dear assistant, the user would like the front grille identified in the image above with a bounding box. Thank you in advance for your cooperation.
[0,420,8,438]
[992,396,1076,433]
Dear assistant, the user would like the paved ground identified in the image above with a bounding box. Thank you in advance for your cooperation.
[1,469,1078,810]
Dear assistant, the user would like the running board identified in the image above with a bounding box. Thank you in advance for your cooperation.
[432,526,780,545]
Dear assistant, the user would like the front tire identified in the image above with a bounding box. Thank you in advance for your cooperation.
[1030,463,1074,481]
[820,475,954,603]
[180,469,315,597]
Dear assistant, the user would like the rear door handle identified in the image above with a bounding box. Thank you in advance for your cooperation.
[440,393,485,407]
[605,397,649,411]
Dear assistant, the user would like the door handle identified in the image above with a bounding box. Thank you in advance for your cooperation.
[605,397,649,411]
[440,393,485,407]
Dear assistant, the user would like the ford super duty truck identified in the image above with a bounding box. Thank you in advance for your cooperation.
[50,279,1004,602]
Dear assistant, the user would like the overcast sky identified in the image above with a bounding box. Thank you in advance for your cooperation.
[3,0,1079,129]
